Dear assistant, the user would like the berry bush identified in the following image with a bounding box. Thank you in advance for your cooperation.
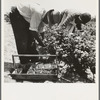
[38,19,96,82]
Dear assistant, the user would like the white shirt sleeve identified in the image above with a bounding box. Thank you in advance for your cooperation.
[29,11,42,32]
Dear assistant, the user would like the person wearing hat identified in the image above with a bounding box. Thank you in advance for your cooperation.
[9,2,61,64]
[41,9,61,39]
[58,9,91,33]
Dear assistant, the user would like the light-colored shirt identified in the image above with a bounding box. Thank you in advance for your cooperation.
[17,3,46,33]
[59,10,80,33]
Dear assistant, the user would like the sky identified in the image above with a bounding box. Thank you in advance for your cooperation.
[3,0,97,16]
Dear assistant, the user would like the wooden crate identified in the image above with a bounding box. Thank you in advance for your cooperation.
[10,54,58,82]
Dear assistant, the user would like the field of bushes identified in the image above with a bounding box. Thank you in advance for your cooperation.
[4,14,96,83]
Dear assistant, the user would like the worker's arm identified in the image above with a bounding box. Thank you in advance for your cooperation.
[59,10,77,27]
[30,30,45,47]
[40,32,45,40]
[29,11,45,47]
[58,13,67,26]
[58,10,69,26]
[47,12,52,28]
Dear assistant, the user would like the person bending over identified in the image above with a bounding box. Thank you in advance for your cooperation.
[9,2,61,64]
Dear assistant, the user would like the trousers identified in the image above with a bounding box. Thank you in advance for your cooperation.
[9,7,39,64]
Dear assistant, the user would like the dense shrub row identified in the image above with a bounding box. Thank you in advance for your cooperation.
[38,19,96,82]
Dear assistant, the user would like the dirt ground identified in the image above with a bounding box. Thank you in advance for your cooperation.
[4,21,18,62]
[4,21,23,83]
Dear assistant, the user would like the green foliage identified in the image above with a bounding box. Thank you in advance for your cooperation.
[39,20,96,82]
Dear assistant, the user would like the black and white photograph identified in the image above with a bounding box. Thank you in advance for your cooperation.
[3,0,97,84]
[2,0,99,100]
